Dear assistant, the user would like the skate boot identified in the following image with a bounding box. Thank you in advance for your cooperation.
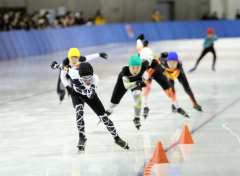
[143,107,150,119]
[133,117,141,130]
[77,137,87,154]
[172,104,189,118]
[189,67,196,72]
[194,104,202,111]
[114,136,130,150]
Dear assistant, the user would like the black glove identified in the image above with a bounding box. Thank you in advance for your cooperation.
[137,34,144,41]
[66,86,72,96]
[135,80,147,87]
[72,79,83,87]
[99,53,108,59]
[160,52,168,58]
[51,61,62,69]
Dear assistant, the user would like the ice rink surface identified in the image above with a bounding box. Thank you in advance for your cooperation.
[0,38,240,176]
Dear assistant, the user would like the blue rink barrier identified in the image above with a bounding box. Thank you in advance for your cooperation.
[0,20,239,60]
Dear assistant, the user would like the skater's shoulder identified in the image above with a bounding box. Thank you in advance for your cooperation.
[122,66,130,75]
[62,58,70,65]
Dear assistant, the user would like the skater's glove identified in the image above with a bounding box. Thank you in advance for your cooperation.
[66,86,72,96]
[72,79,83,86]
[160,52,168,58]
[135,80,147,87]
[51,61,63,70]
[137,34,144,41]
[99,53,108,59]
[87,84,96,99]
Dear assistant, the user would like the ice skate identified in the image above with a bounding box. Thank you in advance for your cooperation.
[114,136,130,150]
[194,104,202,111]
[189,67,196,72]
[143,107,150,119]
[133,118,141,130]
[77,137,87,154]
[172,104,189,118]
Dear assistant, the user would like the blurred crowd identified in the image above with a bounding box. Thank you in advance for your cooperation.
[0,9,106,31]
[201,9,240,20]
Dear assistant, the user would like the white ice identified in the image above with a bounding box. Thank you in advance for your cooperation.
[0,38,240,176]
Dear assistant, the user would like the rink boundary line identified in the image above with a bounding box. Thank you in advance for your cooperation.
[0,90,54,106]
[164,97,240,152]
[138,97,240,175]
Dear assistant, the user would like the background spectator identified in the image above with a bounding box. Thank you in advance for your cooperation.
[94,9,106,25]
[211,12,218,20]
[201,12,211,20]
[151,9,163,22]
[236,9,240,19]
[75,11,85,25]
[221,12,227,20]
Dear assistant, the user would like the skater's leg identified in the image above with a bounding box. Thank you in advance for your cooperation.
[142,80,152,108]
[153,72,177,102]
[210,48,217,70]
[153,72,189,117]
[107,78,128,115]
[178,71,202,111]
[131,87,142,129]
[85,94,129,149]
[142,79,152,118]
[71,91,86,138]
[85,94,118,138]
[190,48,210,72]
[193,49,209,69]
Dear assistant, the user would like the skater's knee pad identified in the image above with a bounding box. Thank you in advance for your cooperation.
[133,90,142,105]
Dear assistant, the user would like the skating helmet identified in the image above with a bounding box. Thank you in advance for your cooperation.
[68,48,80,58]
[166,52,179,62]
[140,48,153,60]
[79,62,93,76]
[207,28,214,34]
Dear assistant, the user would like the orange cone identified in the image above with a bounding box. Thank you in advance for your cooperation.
[151,142,169,163]
[178,125,194,144]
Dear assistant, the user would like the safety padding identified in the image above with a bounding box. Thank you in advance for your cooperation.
[0,20,239,60]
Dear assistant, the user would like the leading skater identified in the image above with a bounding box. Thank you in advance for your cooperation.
[51,61,130,153]
[57,48,107,103]
[189,28,218,72]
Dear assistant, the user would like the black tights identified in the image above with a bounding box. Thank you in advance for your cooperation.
[195,47,216,68]
[71,90,118,139]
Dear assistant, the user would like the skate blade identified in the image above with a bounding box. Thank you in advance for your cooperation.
[185,114,190,118]
[96,120,101,126]
[144,115,148,119]
[77,150,85,154]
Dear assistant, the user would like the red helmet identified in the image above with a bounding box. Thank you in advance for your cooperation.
[207,28,214,34]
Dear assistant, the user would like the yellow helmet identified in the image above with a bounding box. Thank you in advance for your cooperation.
[68,48,80,59]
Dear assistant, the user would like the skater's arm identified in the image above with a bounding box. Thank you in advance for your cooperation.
[85,53,108,62]
[60,69,70,87]
[87,75,99,99]
[177,67,197,105]
[122,76,137,90]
